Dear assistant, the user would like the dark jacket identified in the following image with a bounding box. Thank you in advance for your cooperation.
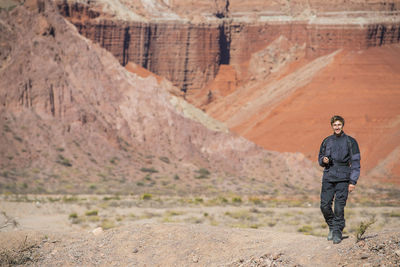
[318,132,361,184]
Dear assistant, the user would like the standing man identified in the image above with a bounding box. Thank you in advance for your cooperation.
[318,115,361,244]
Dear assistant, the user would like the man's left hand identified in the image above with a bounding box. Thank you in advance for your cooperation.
[348,184,356,193]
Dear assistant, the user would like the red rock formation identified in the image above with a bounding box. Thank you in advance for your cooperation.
[52,0,400,184]
[56,1,400,93]
[63,18,222,91]
[0,0,320,195]
[227,45,400,183]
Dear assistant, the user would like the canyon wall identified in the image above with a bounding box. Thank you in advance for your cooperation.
[71,20,221,92]
[57,1,400,92]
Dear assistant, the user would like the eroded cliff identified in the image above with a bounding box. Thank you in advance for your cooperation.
[56,0,400,92]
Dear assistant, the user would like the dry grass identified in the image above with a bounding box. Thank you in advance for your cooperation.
[355,216,377,242]
[0,235,42,265]
[1,194,400,238]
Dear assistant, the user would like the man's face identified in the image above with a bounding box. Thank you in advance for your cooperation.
[331,120,343,135]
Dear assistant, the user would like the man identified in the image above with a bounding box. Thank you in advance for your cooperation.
[318,115,361,244]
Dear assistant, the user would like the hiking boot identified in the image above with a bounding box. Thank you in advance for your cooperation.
[327,229,333,241]
[332,231,342,244]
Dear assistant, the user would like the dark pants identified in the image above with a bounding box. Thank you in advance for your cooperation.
[320,180,349,232]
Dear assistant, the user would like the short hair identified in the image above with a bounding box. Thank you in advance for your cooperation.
[331,115,345,126]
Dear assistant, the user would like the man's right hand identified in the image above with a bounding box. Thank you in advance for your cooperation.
[323,157,330,164]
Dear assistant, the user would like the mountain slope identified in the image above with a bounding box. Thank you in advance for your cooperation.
[0,0,319,195]
[232,45,400,182]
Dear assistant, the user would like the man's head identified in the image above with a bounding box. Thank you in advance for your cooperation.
[330,115,345,136]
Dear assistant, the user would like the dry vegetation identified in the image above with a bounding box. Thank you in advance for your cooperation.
[1,193,399,266]
[1,193,399,239]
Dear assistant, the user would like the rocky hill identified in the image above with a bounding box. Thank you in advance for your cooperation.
[0,0,319,195]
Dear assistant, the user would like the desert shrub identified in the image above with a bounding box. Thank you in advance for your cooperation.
[232,197,242,204]
[103,195,120,201]
[207,196,229,206]
[13,135,23,142]
[159,156,170,164]
[100,219,115,230]
[109,157,119,165]
[68,212,82,224]
[225,210,256,222]
[3,124,11,132]
[165,210,184,217]
[89,184,97,191]
[194,168,210,179]
[194,197,203,204]
[297,225,313,234]
[185,216,204,224]
[383,211,400,217]
[174,174,180,180]
[249,196,262,205]
[0,236,40,265]
[140,167,158,173]
[0,211,18,229]
[141,211,161,219]
[62,196,78,202]
[85,210,98,216]
[356,216,376,242]
[141,193,152,200]
[162,216,175,223]
[47,197,60,202]
[56,155,72,167]
[220,197,228,203]
[249,208,260,213]
[69,212,78,219]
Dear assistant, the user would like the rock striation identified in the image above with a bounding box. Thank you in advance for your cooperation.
[69,20,222,92]
[56,0,400,92]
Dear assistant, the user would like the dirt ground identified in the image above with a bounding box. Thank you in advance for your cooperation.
[1,195,399,266]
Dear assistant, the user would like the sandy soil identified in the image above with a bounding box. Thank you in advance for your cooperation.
[1,195,399,266]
